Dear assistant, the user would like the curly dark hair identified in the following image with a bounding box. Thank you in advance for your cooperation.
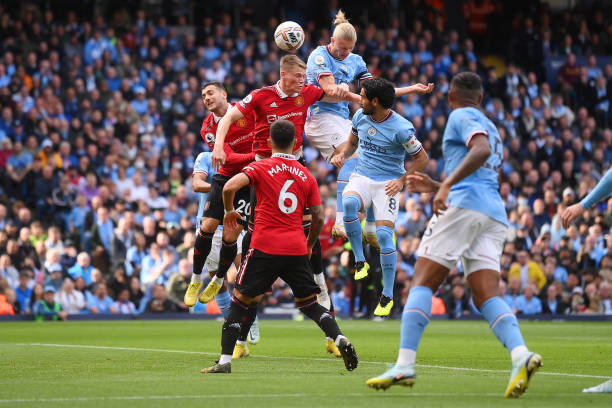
[362,77,395,109]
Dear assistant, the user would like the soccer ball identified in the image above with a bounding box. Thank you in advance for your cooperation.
[274,21,304,51]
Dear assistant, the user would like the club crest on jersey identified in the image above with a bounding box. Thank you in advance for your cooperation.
[236,118,247,128]
[205,132,215,145]
[368,127,377,136]
[315,55,325,66]
[294,95,304,107]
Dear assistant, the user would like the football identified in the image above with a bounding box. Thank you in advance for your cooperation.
[274,21,304,51]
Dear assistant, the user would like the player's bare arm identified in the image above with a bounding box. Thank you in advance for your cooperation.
[385,148,429,197]
[192,172,211,193]
[222,172,250,230]
[211,107,244,170]
[394,83,435,97]
[433,133,490,215]
[330,130,358,168]
[307,204,324,257]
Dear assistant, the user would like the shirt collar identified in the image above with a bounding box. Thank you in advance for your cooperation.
[275,82,298,99]
[272,153,297,160]
[212,113,222,123]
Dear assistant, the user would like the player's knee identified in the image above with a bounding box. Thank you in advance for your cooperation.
[342,194,361,217]
[376,225,395,252]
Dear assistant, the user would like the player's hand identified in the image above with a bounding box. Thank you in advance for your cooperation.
[409,83,434,94]
[385,178,404,196]
[432,182,450,216]
[561,203,585,229]
[223,210,242,231]
[406,172,436,193]
[330,154,346,168]
[211,147,226,171]
[335,83,350,99]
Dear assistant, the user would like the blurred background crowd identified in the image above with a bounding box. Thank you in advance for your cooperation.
[0,0,612,320]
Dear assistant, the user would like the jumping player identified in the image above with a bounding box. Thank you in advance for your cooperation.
[306,10,433,240]
[201,120,358,374]
[331,78,429,317]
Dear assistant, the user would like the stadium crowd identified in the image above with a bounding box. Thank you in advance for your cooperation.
[0,1,612,319]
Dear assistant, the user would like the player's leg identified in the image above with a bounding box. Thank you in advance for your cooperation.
[367,257,448,389]
[343,174,372,280]
[362,207,379,248]
[201,249,273,374]
[464,218,541,398]
[281,254,358,371]
[305,228,341,357]
[185,217,219,307]
[368,208,475,390]
[200,226,243,303]
[335,155,357,239]
[371,185,400,316]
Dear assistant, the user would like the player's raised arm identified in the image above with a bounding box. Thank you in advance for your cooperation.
[394,83,435,97]
[433,133,490,214]
[211,107,244,170]
[222,172,250,230]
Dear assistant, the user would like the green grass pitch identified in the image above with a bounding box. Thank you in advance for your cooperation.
[1,319,611,407]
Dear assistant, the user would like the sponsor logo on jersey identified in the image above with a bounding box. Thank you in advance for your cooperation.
[339,64,347,72]
[368,127,376,136]
[361,136,388,154]
[294,95,304,107]
[267,114,277,123]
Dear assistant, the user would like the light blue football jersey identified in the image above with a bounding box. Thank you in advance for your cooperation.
[351,108,422,182]
[306,45,372,119]
[193,152,215,225]
[442,107,507,226]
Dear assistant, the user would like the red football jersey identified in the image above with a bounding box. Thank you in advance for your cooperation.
[235,83,324,158]
[242,153,321,255]
[200,102,255,177]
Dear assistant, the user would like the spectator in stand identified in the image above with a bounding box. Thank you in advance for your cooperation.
[145,284,176,313]
[87,282,116,314]
[33,286,67,321]
[55,277,86,314]
[508,250,547,291]
[515,283,543,315]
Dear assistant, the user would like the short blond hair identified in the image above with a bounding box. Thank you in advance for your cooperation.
[332,10,356,43]
[280,55,307,71]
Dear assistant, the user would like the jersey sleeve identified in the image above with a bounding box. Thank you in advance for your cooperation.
[303,84,325,106]
[351,109,363,135]
[242,162,260,185]
[395,120,422,155]
[354,55,373,83]
[236,90,260,117]
[451,109,489,147]
[193,153,212,176]
[307,50,333,83]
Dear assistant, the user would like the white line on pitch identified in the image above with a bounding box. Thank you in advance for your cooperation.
[0,392,598,404]
[9,342,611,380]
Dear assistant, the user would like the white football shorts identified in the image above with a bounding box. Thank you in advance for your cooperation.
[305,112,352,162]
[417,206,507,275]
[343,173,400,224]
